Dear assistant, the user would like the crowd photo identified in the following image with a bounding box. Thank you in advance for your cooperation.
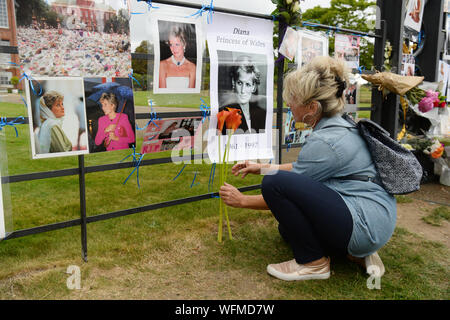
[15,0,132,77]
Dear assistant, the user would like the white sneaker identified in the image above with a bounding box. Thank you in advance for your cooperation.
[267,258,331,281]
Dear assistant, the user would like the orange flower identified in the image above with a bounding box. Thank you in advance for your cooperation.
[431,145,444,159]
[225,108,242,133]
[217,110,230,132]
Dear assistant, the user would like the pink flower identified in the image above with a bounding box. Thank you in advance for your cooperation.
[425,90,439,99]
[418,97,434,113]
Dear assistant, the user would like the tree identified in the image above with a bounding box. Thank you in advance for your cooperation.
[301,0,376,69]
[15,0,62,28]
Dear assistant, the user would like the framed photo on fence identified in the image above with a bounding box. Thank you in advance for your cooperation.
[25,77,89,159]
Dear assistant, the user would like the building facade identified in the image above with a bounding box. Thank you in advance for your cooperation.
[0,0,20,90]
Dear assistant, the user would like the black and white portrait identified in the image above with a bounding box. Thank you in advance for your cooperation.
[216,51,268,135]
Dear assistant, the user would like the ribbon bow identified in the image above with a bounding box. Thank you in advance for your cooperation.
[0,116,25,137]
[136,99,161,131]
[134,0,159,13]
[9,62,42,96]
[128,69,141,88]
[120,145,145,189]
[186,0,214,24]
[199,98,211,123]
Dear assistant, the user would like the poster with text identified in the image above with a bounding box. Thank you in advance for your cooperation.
[26,77,89,159]
[84,77,136,153]
[404,0,425,33]
[296,29,329,67]
[152,15,203,94]
[207,13,274,163]
[335,34,360,70]
[141,117,202,154]
[15,0,132,77]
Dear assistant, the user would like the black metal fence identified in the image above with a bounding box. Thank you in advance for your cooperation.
[0,0,390,261]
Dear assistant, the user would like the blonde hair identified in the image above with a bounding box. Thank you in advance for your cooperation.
[42,91,64,110]
[282,56,350,117]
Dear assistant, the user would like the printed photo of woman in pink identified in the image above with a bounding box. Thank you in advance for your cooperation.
[84,77,136,153]
[95,92,135,151]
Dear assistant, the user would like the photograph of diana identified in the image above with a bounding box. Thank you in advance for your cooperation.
[153,18,202,94]
[84,78,136,153]
[216,51,268,135]
[26,77,89,159]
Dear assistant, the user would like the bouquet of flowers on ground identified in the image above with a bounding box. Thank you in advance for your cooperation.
[362,72,447,113]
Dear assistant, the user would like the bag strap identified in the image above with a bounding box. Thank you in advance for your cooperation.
[335,174,384,188]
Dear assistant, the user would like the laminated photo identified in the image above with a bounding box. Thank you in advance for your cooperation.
[25,77,89,159]
[335,34,360,70]
[84,77,136,153]
[15,0,132,77]
[140,117,202,154]
[438,61,449,97]
[279,26,298,61]
[153,16,203,94]
[401,54,415,76]
[444,14,450,61]
[404,0,425,33]
[343,82,359,116]
[283,111,312,146]
[207,13,274,162]
[296,29,329,67]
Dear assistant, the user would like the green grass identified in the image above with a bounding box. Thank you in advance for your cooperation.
[422,206,450,227]
[395,195,414,204]
[0,101,448,300]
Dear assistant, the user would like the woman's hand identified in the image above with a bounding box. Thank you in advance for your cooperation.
[108,132,119,141]
[219,183,245,208]
[231,161,261,178]
[105,124,116,133]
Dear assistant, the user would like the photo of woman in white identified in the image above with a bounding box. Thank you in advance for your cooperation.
[155,19,201,93]
[159,24,196,89]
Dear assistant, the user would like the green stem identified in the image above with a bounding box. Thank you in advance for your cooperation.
[224,131,233,240]
[218,134,223,243]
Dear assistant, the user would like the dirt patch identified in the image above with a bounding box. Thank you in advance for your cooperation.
[397,184,450,248]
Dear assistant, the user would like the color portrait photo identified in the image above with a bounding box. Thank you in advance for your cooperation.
[153,17,202,94]
[84,77,136,153]
[26,77,89,159]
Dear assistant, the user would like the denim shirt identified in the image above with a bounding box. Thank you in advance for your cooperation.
[291,115,397,257]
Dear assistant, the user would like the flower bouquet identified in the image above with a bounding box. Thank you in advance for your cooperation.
[216,108,242,242]
[362,72,447,113]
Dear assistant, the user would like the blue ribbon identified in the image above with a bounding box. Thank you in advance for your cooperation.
[128,69,141,88]
[136,99,161,131]
[8,62,42,96]
[185,0,214,24]
[286,143,291,152]
[0,116,25,137]
[358,65,366,74]
[120,146,145,189]
[133,0,159,14]
[172,163,187,181]
[190,171,200,188]
[199,98,211,123]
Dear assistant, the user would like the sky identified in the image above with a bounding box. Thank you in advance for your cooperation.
[170,0,332,15]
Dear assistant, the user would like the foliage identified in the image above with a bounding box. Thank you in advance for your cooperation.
[271,0,303,26]
[10,76,19,87]
[104,9,130,34]
[301,0,376,69]
[15,0,63,28]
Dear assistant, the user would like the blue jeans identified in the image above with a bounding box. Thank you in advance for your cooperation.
[261,171,353,264]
